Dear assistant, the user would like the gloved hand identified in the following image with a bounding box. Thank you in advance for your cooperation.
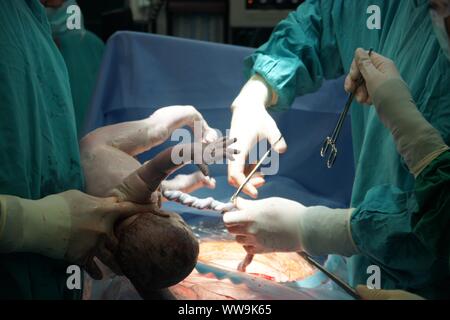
[223,197,358,256]
[344,48,402,105]
[345,48,449,176]
[0,190,150,279]
[228,74,287,198]
[356,286,425,300]
[161,171,216,195]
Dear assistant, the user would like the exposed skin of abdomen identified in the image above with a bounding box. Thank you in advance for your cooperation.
[169,240,316,300]
[197,241,314,283]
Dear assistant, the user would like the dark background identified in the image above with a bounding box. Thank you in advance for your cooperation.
[77,0,305,47]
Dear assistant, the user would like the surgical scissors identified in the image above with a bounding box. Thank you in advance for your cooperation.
[321,48,373,168]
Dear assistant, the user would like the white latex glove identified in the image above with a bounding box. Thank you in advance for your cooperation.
[223,197,358,256]
[161,171,216,195]
[228,74,287,198]
[356,286,425,300]
[344,48,402,105]
[0,190,150,279]
[345,49,449,176]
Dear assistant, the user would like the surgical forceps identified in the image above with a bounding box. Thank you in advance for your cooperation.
[299,252,361,300]
[321,49,373,168]
[227,136,284,272]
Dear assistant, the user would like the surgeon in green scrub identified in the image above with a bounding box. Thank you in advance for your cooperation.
[45,0,105,137]
[350,45,449,300]
[0,0,149,299]
[225,0,450,298]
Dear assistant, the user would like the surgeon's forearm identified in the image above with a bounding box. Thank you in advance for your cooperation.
[0,195,71,259]
[372,79,449,177]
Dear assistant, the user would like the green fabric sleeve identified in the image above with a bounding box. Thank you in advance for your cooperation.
[244,0,344,111]
[350,180,450,292]
[413,151,450,261]
[350,185,450,292]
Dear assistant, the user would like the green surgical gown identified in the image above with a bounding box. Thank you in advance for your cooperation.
[414,151,450,262]
[244,0,450,298]
[54,31,104,138]
[352,151,450,299]
[0,0,84,299]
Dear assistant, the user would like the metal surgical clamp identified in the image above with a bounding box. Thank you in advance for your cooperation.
[321,48,373,168]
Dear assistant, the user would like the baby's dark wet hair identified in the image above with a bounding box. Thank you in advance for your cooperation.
[115,208,199,299]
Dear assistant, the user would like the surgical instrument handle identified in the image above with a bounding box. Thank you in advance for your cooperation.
[299,252,361,300]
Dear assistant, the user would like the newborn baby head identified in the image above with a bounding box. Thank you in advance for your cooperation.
[115,204,199,298]
[108,139,230,299]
